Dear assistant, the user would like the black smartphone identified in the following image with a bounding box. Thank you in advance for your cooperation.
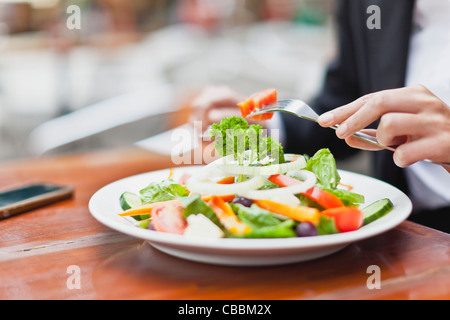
[0,183,74,220]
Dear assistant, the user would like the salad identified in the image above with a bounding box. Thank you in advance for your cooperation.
[117,89,394,239]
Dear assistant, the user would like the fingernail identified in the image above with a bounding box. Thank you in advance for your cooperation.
[336,123,348,138]
[318,113,334,126]
[393,152,406,168]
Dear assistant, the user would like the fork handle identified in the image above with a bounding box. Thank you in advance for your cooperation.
[329,125,395,151]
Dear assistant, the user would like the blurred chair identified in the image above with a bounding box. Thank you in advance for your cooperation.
[26,83,186,156]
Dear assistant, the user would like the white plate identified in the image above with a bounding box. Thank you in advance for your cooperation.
[88,166,412,266]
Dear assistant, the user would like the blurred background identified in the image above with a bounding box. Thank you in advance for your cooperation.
[0,0,370,172]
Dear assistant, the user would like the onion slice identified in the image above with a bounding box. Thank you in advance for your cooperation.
[210,154,307,176]
[186,173,265,196]
[244,170,317,199]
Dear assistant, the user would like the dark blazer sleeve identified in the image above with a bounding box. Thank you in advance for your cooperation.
[282,0,415,194]
[281,0,361,159]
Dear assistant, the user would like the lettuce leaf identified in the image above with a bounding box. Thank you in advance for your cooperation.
[231,203,296,238]
[209,116,285,165]
[317,216,339,235]
[178,194,223,229]
[304,148,341,189]
[139,179,189,204]
[322,187,365,207]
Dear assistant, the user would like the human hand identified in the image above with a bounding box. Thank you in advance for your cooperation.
[189,85,270,133]
[189,85,244,133]
[318,85,450,172]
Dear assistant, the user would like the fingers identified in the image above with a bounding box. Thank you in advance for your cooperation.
[344,129,384,150]
[207,107,241,124]
[393,138,437,167]
[318,94,372,127]
[318,86,426,139]
[190,86,243,131]
[376,113,429,147]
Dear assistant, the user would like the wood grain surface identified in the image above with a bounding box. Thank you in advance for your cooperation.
[0,147,449,300]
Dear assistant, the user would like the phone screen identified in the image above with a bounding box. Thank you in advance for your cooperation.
[0,184,64,207]
[0,184,73,219]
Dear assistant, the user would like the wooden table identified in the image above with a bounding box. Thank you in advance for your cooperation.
[0,147,449,300]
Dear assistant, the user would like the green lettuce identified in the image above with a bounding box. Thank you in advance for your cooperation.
[139,179,189,204]
[231,203,296,238]
[323,187,364,207]
[317,216,339,235]
[209,116,285,165]
[178,194,223,229]
[304,148,341,189]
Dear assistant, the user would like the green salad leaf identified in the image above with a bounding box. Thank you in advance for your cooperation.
[139,179,189,204]
[257,136,286,164]
[323,187,365,207]
[317,216,339,235]
[209,116,285,165]
[231,203,297,238]
[178,194,223,229]
[304,148,341,189]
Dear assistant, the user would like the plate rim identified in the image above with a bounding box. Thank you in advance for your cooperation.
[88,166,412,252]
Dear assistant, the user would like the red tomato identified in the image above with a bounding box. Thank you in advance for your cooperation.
[320,207,363,232]
[268,174,303,187]
[238,88,277,121]
[151,203,187,234]
[301,186,344,209]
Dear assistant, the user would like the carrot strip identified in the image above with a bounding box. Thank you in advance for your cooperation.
[118,199,179,216]
[253,199,320,225]
[338,182,354,191]
[201,194,235,203]
[216,176,235,184]
[118,194,235,217]
[209,196,251,236]
[168,168,174,180]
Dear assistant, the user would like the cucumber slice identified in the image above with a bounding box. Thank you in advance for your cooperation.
[362,198,393,225]
[119,192,142,211]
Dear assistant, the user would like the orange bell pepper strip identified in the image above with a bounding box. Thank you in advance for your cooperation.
[118,199,180,216]
[201,194,235,203]
[118,195,235,217]
[253,199,320,225]
[209,196,251,236]
[216,176,236,184]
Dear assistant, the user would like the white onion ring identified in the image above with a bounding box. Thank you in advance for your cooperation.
[244,170,316,199]
[266,193,301,207]
[186,174,265,196]
[209,154,307,176]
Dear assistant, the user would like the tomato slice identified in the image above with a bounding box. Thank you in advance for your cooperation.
[301,186,344,209]
[238,88,277,121]
[237,98,254,118]
[320,207,363,232]
[268,174,303,187]
[151,203,187,234]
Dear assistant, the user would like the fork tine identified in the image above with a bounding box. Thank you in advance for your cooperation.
[245,108,277,118]
[244,101,287,118]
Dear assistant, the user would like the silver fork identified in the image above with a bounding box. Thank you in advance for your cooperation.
[246,99,393,151]
[246,99,449,166]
